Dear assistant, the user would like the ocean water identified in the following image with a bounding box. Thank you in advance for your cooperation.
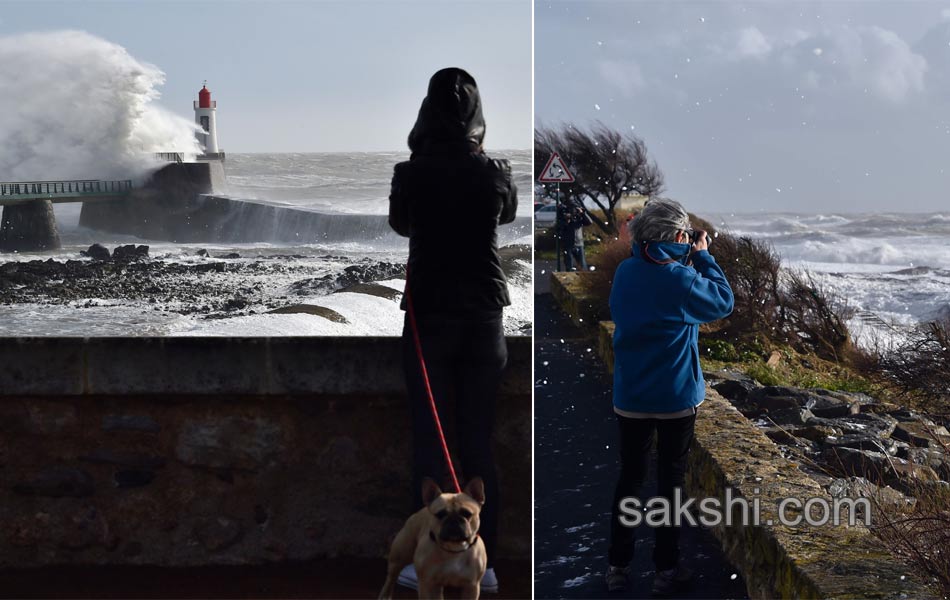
[0,151,532,337]
[710,212,950,346]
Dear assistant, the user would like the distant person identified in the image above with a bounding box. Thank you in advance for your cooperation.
[388,67,518,594]
[605,198,733,596]
[557,198,591,271]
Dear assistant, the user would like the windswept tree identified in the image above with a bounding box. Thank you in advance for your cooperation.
[535,122,664,234]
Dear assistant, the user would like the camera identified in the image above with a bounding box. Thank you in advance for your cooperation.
[688,229,712,246]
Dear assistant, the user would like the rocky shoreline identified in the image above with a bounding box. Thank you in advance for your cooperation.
[709,370,950,507]
[0,243,533,329]
[0,243,407,321]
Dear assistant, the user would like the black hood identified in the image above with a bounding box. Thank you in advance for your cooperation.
[408,68,486,154]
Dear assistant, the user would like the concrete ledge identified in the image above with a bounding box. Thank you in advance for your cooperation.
[690,391,938,599]
[0,336,530,396]
[550,272,607,329]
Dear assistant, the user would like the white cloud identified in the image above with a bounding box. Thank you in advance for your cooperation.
[734,27,772,59]
[596,59,646,97]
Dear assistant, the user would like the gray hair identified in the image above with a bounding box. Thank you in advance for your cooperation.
[630,198,690,243]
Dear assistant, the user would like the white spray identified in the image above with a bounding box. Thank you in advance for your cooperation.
[0,30,201,182]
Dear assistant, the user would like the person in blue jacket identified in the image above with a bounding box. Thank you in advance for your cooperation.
[605,198,734,596]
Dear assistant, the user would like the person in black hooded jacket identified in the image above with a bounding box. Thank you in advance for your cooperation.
[389,67,517,593]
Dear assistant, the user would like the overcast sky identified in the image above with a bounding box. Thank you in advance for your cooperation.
[536,1,950,213]
[0,0,531,153]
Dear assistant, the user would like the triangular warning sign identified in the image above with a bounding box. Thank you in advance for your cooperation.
[538,152,575,183]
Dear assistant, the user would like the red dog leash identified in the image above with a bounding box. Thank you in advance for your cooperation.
[404,265,462,494]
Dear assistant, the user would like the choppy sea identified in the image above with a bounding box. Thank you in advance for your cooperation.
[710,211,950,346]
[0,150,532,336]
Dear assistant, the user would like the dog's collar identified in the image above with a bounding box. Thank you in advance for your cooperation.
[429,530,479,554]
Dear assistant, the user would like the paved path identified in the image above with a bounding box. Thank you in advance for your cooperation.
[534,260,748,599]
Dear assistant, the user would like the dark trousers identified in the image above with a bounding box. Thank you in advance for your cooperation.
[608,412,697,571]
[401,312,507,567]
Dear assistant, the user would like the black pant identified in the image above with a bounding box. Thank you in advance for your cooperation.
[608,412,697,571]
[401,311,507,567]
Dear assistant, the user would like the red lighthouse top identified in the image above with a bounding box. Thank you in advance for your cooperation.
[198,84,211,108]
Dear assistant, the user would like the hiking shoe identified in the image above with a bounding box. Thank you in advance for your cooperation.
[397,564,499,594]
[605,564,631,592]
[397,564,418,590]
[651,565,694,597]
[481,567,499,594]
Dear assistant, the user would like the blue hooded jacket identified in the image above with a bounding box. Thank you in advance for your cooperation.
[609,241,734,413]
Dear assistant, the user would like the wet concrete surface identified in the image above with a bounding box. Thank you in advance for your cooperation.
[533,260,749,599]
[0,558,530,599]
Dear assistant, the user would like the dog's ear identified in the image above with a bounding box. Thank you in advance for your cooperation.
[463,477,486,505]
[422,477,443,506]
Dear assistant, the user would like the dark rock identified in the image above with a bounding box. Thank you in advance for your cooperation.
[267,304,348,323]
[821,446,889,479]
[196,249,209,257]
[195,516,243,551]
[892,421,950,449]
[176,417,284,470]
[114,469,156,488]
[806,395,858,418]
[334,282,402,301]
[711,378,761,402]
[112,244,149,261]
[101,414,161,433]
[80,449,165,469]
[225,297,248,311]
[884,462,940,494]
[822,434,899,455]
[764,407,814,427]
[902,447,950,481]
[14,467,95,497]
[808,413,898,439]
[788,424,840,443]
[82,244,111,261]
[827,477,912,510]
[215,252,241,259]
[289,261,405,296]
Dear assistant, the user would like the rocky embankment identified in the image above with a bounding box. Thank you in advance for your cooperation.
[709,370,950,506]
[0,244,406,320]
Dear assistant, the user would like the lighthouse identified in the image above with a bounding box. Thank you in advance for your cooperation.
[194,82,219,154]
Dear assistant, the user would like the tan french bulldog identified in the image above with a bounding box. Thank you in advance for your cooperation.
[379,477,487,600]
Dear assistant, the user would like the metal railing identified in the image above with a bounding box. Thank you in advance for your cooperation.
[0,180,134,197]
[154,152,184,163]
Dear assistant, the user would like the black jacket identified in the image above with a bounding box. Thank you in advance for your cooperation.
[389,68,518,315]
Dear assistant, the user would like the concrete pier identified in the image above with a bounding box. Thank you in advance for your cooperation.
[0,199,61,252]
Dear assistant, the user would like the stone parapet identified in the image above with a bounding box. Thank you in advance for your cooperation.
[0,336,530,568]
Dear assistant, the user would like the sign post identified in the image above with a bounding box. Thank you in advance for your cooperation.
[538,152,575,272]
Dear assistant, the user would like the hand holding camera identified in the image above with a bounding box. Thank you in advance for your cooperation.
[689,229,710,252]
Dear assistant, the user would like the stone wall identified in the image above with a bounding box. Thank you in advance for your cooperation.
[0,336,530,568]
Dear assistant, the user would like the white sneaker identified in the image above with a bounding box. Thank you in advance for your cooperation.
[397,564,419,590]
[396,564,499,594]
[481,567,499,594]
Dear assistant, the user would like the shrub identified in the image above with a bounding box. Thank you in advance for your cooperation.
[709,233,784,346]
[781,270,855,363]
[878,317,950,413]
